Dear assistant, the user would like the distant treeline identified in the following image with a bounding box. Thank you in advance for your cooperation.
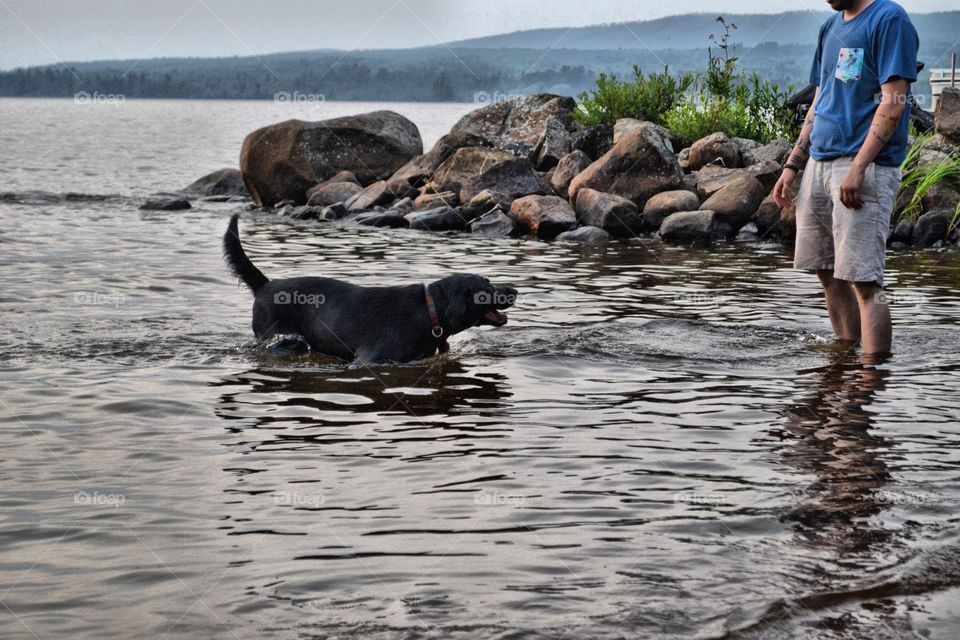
[0,40,943,102]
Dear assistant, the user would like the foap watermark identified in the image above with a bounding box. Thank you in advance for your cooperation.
[856,490,950,507]
[74,291,125,308]
[274,91,325,105]
[274,491,326,508]
[672,292,730,310]
[674,492,724,507]
[274,291,326,307]
[74,91,125,107]
[473,91,523,106]
[474,491,526,509]
[474,290,519,306]
[73,490,126,508]
[874,290,930,309]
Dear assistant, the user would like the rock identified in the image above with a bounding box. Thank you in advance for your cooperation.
[571,124,614,160]
[448,93,576,169]
[276,204,295,217]
[182,168,248,197]
[613,118,644,145]
[292,205,323,220]
[556,226,612,244]
[913,212,950,248]
[470,209,516,237]
[689,132,741,171]
[574,188,644,236]
[140,197,191,211]
[921,182,960,215]
[779,203,798,245]
[460,158,545,203]
[678,147,691,172]
[568,122,683,207]
[752,194,782,238]
[731,137,762,157]
[354,211,409,228]
[890,241,908,251]
[414,190,459,210]
[550,150,593,196]
[306,181,363,207]
[387,197,415,214]
[228,195,251,203]
[935,87,960,144]
[643,190,701,218]
[200,195,233,203]
[385,178,420,200]
[389,131,491,187]
[431,147,516,191]
[324,170,360,186]
[743,139,792,167]
[509,195,577,239]
[406,206,468,232]
[469,189,514,213]
[889,219,914,245]
[735,222,760,242]
[695,161,781,199]
[320,203,349,221]
[240,111,423,206]
[699,175,766,231]
[346,181,396,212]
[659,210,716,244]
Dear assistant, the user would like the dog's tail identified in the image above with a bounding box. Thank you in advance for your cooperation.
[224,214,269,293]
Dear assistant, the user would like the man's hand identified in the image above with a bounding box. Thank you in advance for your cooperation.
[772,169,798,209]
[839,165,866,210]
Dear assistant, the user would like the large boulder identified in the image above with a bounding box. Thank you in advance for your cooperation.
[694,161,782,199]
[920,182,960,215]
[550,150,593,196]
[659,210,716,244]
[568,122,683,208]
[699,175,767,231]
[182,168,248,197]
[935,87,960,145]
[307,181,363,207]
[431,147,516,191]
[743,140,793,167]
[509,195,577,239]
[574,188,644,236]
[240,111,423,206]
[447,94,577,169]
[389,131,491,187]
[688,132,741,170]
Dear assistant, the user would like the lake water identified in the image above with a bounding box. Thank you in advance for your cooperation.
[1,98,959,640]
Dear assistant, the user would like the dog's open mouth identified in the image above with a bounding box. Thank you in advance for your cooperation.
[482,310,509,327]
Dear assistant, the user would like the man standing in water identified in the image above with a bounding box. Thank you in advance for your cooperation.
[772,0,918,357]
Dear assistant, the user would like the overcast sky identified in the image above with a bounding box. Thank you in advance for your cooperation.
[0,0,954,70]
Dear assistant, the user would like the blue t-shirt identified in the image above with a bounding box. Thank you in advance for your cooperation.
[809,0,919,167]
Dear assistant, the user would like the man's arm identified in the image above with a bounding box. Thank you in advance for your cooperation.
[772,86,820,209]
[839,78,910,210]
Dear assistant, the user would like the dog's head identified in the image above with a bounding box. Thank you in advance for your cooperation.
[433,274,518,334]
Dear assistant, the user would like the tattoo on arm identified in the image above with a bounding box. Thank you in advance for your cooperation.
[872,111,901,145]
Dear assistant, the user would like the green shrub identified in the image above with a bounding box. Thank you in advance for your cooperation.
[574,65,694,128]
[898,133,960,225]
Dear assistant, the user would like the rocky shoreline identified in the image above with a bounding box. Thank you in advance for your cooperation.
[168,90,960,250]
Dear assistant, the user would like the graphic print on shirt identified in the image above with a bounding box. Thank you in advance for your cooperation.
[835,48,865,83]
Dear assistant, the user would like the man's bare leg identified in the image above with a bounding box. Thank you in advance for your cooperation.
[852,281,892,356]
[817,270,861,344]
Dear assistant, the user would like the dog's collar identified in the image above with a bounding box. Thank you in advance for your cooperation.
[423,283,449,354]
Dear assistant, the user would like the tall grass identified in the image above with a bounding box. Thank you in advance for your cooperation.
[898,133,960,226]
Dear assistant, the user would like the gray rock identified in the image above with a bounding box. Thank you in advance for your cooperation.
[889,219,914,245]
[689,132,741,171]
[550,150,593,196]
[346,181,396,212]
[405,206,469,232]
[140,197,191,211]
[913,212,950,248]
[700,175,767,231]
[556,226,612,244]
[307,181,363,207]
[292,205,323,220]
[470,209,516,237]
[695,161,781,199]
[571,124,614,160]
[320,203,349,221]
[414,190,459,210]
[743,139,792,167]
[568,122,683,206]
[735,222,760,242]
[644,190,701,218]
[182,168,248,197]
[460,157,545,203]
[509,195,577,239]
[574,188,644,236]
[354,210,409,228]
[449,94,577,169]
[276,204,295,217]
[752,194,782,238]
[935,87,960,144]
[659,210,716,244]
[240,111,423,206]
[388,131,492,187]
[469,189,514,213]
[890,241,908,251]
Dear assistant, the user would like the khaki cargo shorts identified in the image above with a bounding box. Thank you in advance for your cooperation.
[793,156,901,286]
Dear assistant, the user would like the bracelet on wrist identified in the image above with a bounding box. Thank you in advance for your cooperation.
[783,162,803,173]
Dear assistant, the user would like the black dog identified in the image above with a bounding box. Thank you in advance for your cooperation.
[223,214,517,363]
